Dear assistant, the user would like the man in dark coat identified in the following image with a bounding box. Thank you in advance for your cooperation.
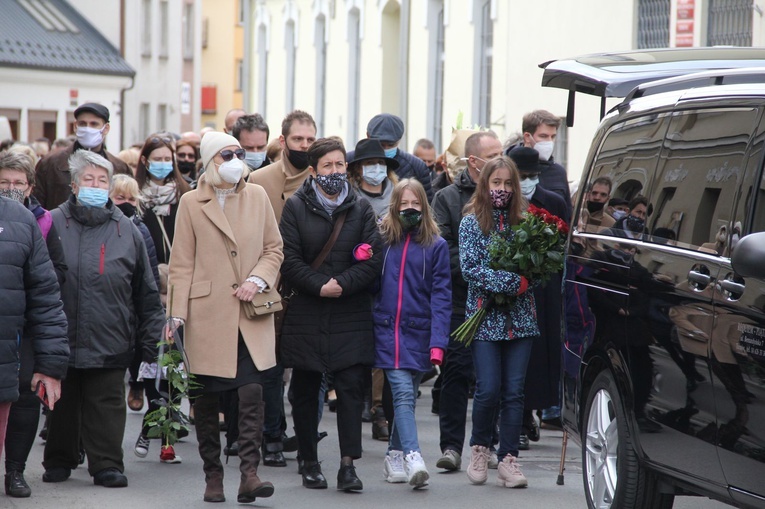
[347,113,434,201]
[0,197,69,464]
[508,147,570,449]
[34,103,131,211]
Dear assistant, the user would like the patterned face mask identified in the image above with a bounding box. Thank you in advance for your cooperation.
[489,189,513,209]
[399,208,422,231]
[0,188,25,203]
[314,173,347,196]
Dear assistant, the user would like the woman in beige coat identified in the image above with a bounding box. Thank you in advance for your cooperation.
[168,132,283,504]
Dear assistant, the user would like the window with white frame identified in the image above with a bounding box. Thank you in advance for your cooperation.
[315,15,327,137]
[285,20,296,113]
[257,24,268,117]
[476,1,493,128]
[142,0,152,57]
[159,0,169,58]
[347,8,362,146]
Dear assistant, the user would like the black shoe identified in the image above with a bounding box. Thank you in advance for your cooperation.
[431,390,440,415]
[518,434,530,451]
[283,434,298,453]
[78,448,86,465]
[361,401,372,423]
[524,413,541,442]
[301,462,328,489]
[5,470,31,498]
[263,441,287,467]
[223,442,239,456]
[371,407,389,441]
[93,468,128,488]
[337,464,363,492]
[42,467,71,483]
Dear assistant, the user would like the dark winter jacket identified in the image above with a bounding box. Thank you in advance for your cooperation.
[373,233,452,372]
[279,179,383,373]
[133,215,161,288]
[431,170,476,315]
[0,197,69,402]
[348,148,434,202]
[505,142,571,213]
[141,204,177,265]
[52,196,163,369]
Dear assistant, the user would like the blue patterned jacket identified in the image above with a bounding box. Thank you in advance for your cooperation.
[459,211,540,341]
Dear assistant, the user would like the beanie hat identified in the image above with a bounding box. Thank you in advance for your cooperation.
[367,114,405,143]
[507,146,541,174]
[200,132,241,172]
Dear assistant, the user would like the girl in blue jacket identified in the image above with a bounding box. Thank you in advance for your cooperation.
[373,178,451,488]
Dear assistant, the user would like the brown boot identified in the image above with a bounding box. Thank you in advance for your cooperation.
[236,383,275,503]
[194,393,225,503]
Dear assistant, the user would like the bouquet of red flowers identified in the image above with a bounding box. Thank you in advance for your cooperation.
[453,205,568,345]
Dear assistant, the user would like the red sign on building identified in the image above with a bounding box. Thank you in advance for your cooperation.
[676,0,695,47]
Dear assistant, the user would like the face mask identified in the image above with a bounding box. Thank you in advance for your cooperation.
[77,187,109,208]
[217,159,244,184]
[244,151,267,170]
[76,126,105,149]
[586,200,605,214]
[611,209,627,221]
[177,160,196,175]
[286,148,310,170]
[384,147,398,159]
[490,189,512,209]
[314,173,347,196]
[361,163,387,186]
[520,176,538,197]
[626,215,645,232]
[399,208,422,231]
[147,161,174,180]
[116,202,136,218]
[532,138,554,161]
[0,188,25,203]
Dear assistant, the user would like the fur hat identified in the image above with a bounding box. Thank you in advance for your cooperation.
[200,132,241,172]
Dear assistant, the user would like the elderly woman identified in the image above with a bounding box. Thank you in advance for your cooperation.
[168,132,283,504]
[42,151,164,489]
[279,137,382,492]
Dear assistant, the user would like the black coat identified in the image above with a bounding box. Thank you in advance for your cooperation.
[524,186,569,409]
[506,142,572,214]
[279,179,383,373]
[141,204,177,265]
[0,198,69,402]
[431,170,476,316]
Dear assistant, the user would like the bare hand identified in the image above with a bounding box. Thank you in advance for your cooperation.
[234,281,260,302]
[320,278,343,298]
[30,374,61,410]
[163,318,183,343]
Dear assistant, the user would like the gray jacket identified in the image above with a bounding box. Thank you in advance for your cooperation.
[52,196,163,369]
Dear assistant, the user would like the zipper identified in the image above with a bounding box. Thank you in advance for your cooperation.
[99,243,105,275]
[393,234,411,369]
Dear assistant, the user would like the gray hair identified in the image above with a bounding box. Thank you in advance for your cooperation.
[68,150,114,185]
[0,151,36,186]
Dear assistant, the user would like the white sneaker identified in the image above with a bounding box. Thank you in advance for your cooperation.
[134,434,150,458]
[436,449,462,471]
[467,445,489,485]
[497,455,527,488]
[488,449,499,469]
[383,450,407,483]
[404,451,429,488]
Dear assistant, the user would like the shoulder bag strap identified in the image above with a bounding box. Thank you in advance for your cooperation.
[310,210,347,270]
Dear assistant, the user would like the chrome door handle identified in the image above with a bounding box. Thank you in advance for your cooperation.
[720,279,745,295]
[688,270,711,286]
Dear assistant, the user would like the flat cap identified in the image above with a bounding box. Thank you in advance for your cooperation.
[367,113,405,143]
[74,103,110,123]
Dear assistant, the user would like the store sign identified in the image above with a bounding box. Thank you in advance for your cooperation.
[676,0,695,47]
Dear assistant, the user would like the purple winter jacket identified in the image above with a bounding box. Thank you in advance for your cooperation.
[373,233,452,372]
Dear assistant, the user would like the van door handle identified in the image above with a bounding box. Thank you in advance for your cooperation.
[688,270,711,287]
[720,279,745,296]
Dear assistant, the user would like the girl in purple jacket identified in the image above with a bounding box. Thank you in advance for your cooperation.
[373,179,451,488]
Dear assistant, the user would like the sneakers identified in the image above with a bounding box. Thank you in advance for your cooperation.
[466,445,489,485]
[5,470,31,498]
[436,449,462,471]
[404,451,429,488]
[488,449,499,469]
[160,445,182,464]
[134,434,150,458]
[497,455,527,488]
[383,450,407,483]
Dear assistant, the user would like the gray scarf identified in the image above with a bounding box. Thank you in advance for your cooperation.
[312,180,349,217]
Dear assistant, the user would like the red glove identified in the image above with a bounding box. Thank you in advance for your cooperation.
[517,276,529,296]
[430,347,444,366]
[353,243,373,261]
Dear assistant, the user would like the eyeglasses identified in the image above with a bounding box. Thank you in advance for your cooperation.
[0,179,29,189]
[219,149,246,162]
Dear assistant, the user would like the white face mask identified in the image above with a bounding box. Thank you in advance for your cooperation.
[531,137,554,161]
[361,163,387,186]
[520,177,538,198]
[217,159,244,184]
[611,209,627,221]
[76,126,105,149]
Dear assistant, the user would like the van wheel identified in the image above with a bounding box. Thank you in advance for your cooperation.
[582,371,674,509]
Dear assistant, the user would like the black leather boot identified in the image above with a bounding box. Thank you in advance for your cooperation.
[301,461,328,489]
[337,463,363,492]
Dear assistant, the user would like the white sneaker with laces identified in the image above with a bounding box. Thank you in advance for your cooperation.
[134,434,150,458]
[488,450,499,469]
[404,451,429,488]
[467,445,489,485]
[497,455,527,488]
[383,450,407,483]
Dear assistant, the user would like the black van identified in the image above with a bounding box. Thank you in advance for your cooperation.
[543,48,765,509]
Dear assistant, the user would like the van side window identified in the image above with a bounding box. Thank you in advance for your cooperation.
[647,108,757,256]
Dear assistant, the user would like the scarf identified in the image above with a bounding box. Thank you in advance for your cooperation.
[140,180,177,216]
[312,179,349,217]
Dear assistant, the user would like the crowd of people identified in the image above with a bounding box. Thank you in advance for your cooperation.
[0,102,583,502]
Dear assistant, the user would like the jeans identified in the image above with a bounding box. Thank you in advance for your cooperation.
[385,369,423,454]
[470,338,534,460]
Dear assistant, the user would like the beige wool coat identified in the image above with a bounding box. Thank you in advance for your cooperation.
[168,175,284,378]
[247,157,311,222]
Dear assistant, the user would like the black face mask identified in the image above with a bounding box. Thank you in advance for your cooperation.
[116,202,136,218]
[286,147,310,170]
[626,214,645,232]
[177,161,196,175]
[586,200,605,214]
[399,208,422,231]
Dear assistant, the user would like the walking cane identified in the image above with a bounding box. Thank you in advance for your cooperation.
[556,430,568,485]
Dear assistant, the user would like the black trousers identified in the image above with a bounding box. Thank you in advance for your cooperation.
[43,368,126,475]
[291,364,365,462]
[4,385,40,473]
[439,314,473,454]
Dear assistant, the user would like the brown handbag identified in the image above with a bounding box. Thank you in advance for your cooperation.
[223,237,283,318]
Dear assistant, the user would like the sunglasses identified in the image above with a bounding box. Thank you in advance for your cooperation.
[151,136,173,145]
[220,148,246,162]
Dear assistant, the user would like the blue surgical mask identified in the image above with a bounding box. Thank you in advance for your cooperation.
[77,187,109,208]
[384,147,398,159]
[361,163,387,186]
[611,209,627,221]
[520,176,539,198]
[148,161,174,179]
[244,151,266,170]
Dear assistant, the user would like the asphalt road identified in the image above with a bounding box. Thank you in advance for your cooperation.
[13,379,728,508]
